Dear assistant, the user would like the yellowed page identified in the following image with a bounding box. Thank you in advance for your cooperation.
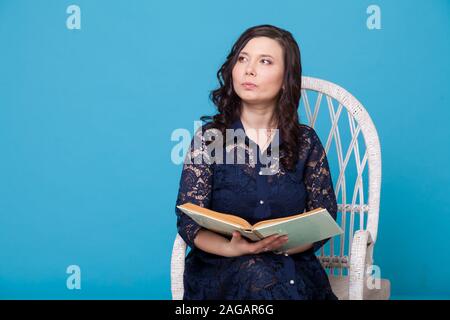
[178,203,252,229]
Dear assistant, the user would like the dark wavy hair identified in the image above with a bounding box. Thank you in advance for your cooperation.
[200,24,303,171]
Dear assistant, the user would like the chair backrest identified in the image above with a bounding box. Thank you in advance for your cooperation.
[300,76,381,276]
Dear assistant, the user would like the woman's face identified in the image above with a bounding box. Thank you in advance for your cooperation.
[232,36,285,107]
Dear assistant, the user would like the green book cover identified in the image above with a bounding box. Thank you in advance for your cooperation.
[177,202,344,252]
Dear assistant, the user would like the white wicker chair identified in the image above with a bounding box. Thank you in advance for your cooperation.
[171,76,390,300]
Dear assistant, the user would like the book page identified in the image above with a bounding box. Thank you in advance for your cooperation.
[252,207,324,229]
[254,209,344,251]
[176,203,253,229]
[177,204,262,241]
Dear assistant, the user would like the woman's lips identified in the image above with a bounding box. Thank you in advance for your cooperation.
[242,83,257,89]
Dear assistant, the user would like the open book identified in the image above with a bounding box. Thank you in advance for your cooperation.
[176,202,344,252]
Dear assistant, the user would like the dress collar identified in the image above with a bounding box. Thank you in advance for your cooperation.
[228,117,283,173]
[230,117,282,148]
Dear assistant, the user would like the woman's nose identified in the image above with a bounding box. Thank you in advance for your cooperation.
[245,65,256,76]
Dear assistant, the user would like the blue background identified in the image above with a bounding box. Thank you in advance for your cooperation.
[0,0,449,299]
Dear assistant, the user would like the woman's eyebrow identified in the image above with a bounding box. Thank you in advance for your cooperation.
[239,51,274,59]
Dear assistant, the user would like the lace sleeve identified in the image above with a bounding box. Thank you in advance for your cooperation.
[175,127,214,249]
[303,129,338,253]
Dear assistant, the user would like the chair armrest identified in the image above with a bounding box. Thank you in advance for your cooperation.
[171,233,187,300]
[349,230,374,300]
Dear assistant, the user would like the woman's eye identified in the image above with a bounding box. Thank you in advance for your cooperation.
[237,56,272,64]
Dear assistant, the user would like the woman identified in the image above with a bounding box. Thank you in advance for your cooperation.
[175,24,338,300]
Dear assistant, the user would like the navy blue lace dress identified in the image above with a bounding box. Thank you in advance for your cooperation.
[175,117,338,300]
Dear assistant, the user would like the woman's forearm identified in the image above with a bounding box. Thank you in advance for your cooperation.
[193,229,233,257]
[194,229,312,257]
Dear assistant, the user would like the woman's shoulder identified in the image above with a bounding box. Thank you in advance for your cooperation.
[295,123,327,164]
[298,122,318,134]
[193,121,221,138]
[298,123,321,146]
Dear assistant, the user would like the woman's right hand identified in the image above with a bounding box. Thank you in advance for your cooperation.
[224,231,289,257]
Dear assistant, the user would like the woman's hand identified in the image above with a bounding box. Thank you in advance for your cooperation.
[224,231,289,257]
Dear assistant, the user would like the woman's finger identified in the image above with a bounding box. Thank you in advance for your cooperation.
[254,235,284,253]
[262,234,281,245]
[273,237,289,248]
[265,236,289,251]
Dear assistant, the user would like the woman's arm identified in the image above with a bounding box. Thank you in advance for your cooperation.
[303,128,338,253]
[175,127,214,249]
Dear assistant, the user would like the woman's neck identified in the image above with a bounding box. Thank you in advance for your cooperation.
[240,104,277,130]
